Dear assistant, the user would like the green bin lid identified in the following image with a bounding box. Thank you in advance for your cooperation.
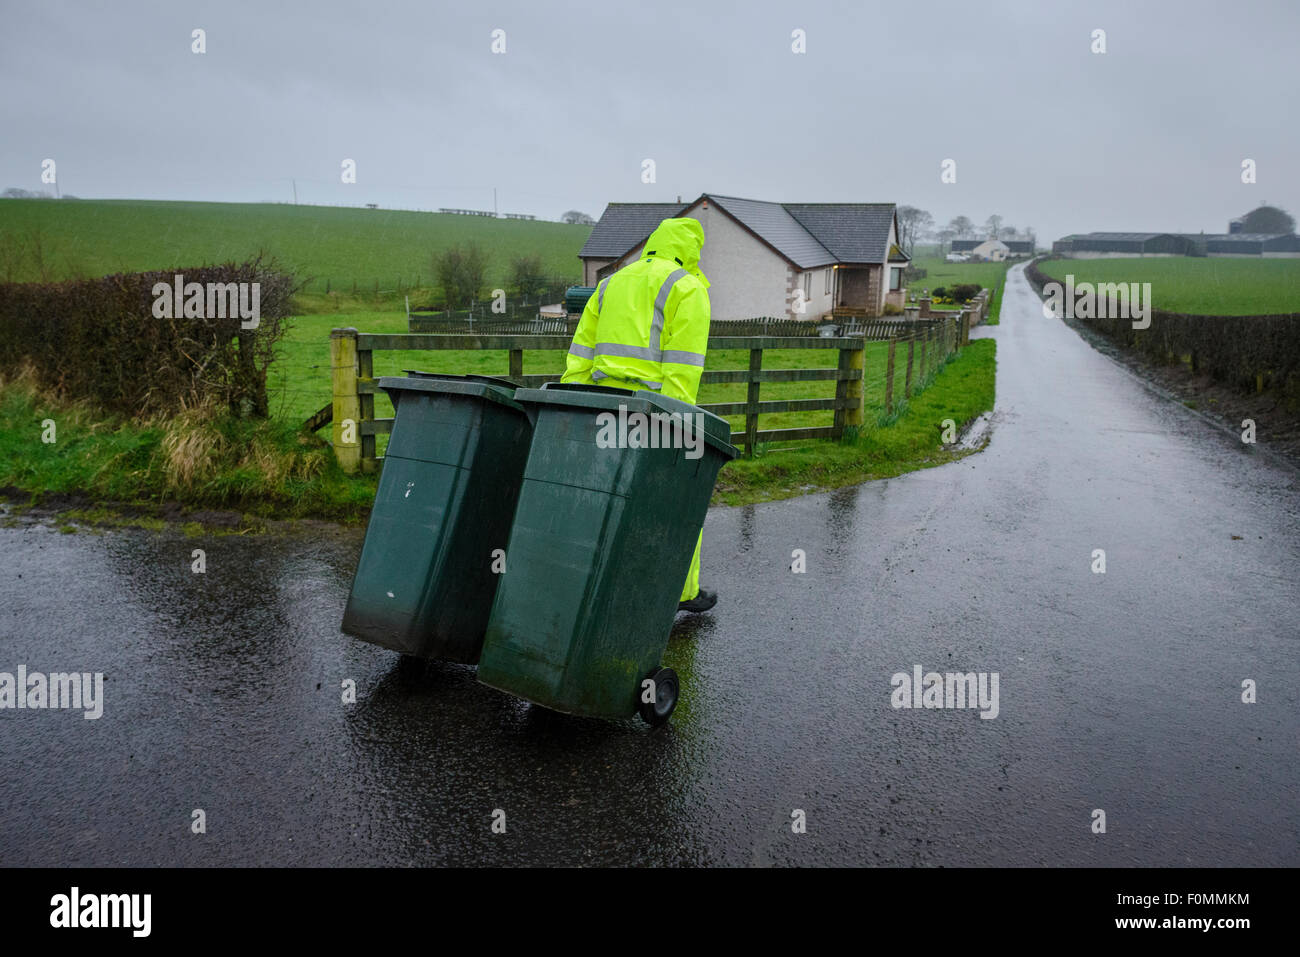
[513,382,737,458]
[378,372,523,411]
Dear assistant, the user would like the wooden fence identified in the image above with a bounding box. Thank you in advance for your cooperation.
[311,290,989,474]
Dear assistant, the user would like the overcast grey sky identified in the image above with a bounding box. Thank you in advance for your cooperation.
[2,0,1296,242]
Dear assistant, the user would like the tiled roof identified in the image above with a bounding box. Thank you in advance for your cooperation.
[577,202,687,258]
[782,202,899,264]
[707,195,836,268]
[579,194,899,268]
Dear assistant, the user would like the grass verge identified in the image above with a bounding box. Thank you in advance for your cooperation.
[985,271,1006,325]
[0,367,375,524]
[713,338,996,505]
[2,337,996,522]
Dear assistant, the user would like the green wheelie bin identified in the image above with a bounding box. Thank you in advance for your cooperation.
[475,382,738,724]
[341,373,531,663]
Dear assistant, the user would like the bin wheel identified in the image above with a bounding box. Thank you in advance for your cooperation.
[639,667,679,727]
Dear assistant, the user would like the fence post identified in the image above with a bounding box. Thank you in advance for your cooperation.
[509,348,523,381]
[330,327,361,475]
[846,343,864,431]
[357,341,376,474]
[920,325,929,383]
[235,328,264,417]
[834,343,864,438]
[885,337,897,414]
[745,347,762,457]
[905,336,915,399]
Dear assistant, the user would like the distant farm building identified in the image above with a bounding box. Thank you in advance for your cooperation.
[951,238,1034,259]
[1196,233,1300,256]
[1053,231,1300,258]
[1051,233,1193,257]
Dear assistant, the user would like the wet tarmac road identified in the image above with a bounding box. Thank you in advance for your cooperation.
[2,264,1298,866]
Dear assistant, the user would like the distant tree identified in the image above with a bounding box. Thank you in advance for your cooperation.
[948,216,975,239]
[1240,204,1295,234]
[433,242,491,308]
[896,206,934,256]
[562,210,595,225]
[998,225,1018,241]
[935,227,956,255]
[983,214,1003,239]
[508,254,547,299]
[2,188,33,199]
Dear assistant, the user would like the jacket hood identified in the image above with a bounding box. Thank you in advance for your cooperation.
[644,217,708,287]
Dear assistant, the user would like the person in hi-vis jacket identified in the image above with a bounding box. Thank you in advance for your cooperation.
[561,217,716,612]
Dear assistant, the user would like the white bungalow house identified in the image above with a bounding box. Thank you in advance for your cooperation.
[577,194,909,320]
[951,238,1035,260]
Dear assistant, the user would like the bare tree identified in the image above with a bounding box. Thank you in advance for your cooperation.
[948,216,975,239]
[562,210,595,225]
[509,254,547,299]
[433,242,491,308]
[983,214,1003,239]
[896,206,934,256]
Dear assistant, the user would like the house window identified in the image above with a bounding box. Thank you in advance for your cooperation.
[802,271,811,299]
[889,267,902,291]
[824,268,833,295]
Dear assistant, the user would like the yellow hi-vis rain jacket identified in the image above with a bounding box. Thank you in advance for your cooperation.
[562,217,710,404]
[562,217,711,602]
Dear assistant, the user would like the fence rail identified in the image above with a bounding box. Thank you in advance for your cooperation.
[314,289,990,473]
[402,314,963,341]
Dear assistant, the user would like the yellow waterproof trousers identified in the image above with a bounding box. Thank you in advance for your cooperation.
[680,530,702,603]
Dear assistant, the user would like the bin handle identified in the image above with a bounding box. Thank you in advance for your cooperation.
[539,382,637,396]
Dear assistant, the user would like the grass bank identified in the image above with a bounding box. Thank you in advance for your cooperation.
[0,368,375,524]
[713,338,996,504]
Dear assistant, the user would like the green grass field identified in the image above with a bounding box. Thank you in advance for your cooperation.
[1037,257,1300,315]
[0,198,590,305]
